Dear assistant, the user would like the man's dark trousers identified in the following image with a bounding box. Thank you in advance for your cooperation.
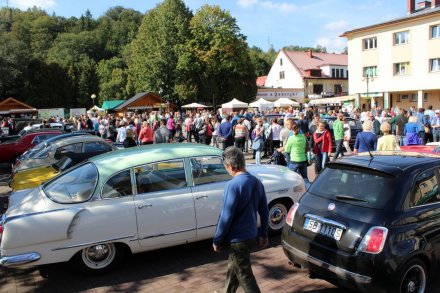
[333,139,343,160]
[224,240,260,293]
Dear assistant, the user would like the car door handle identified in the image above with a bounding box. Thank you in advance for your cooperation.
[196,195,208,200]
[138,204,152,209]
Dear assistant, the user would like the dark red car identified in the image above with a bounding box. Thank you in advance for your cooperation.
[0,130,62,164]
[400,144,440,155]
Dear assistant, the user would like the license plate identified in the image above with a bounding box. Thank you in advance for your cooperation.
[303,218,343,241]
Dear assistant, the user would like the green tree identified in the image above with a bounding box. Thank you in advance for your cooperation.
[179,5,256,106]
[97,57,129,100]
[0,33,29,98]
[248,46,271,76]
[128,0,192,105]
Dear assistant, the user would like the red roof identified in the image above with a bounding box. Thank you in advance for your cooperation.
[284,50,348,78]
[256,76,267,87]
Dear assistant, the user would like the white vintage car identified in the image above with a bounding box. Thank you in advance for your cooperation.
[0,144,305,273]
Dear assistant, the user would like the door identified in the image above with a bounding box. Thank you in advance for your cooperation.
[189,156,232,239]
[134,159,196,249]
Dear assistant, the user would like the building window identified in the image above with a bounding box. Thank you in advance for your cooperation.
[280,58,283,66]
[430,58,440,72]
[339,69,344,78]
[394,31,409,45]
[313,84,323,94]
[363,37,377,50]
[363,66,378,77]
[394,62,411,75]
[279,71,285,79]
[332,68,336,78]
[431,25,440,39]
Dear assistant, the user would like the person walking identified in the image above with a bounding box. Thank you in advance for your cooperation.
[213,146,269,293]
[342,117,352,155]
[219,115,233,150]
[252,118,265,164]
[233,118,248,152]
[138,121,154,145]
[354,120,378,153]
[311,122,332,175]
[154,119,171,144]
[332,113,345,160]
[431,110,440,142]
[376,122,400,151]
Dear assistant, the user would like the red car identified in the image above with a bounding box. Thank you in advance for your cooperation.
[0,130,62,164]
[400,144,440,155]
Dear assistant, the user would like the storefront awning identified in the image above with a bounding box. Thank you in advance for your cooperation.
[308,95,356,105]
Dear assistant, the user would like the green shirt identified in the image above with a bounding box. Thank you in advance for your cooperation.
[333,119,344,140]
[284,134,307,162]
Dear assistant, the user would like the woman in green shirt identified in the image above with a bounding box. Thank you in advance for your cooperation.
[279,123,309,184]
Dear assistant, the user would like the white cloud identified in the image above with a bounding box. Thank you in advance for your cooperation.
[315,36,347,53]
[237,0,258,8]
[10,0,56,10]
[237,0,296,12]
[261,1,296,12]
[324,20,348,31]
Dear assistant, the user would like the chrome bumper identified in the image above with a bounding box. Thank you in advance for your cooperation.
[282,239,372,284]
[0,252,41,266]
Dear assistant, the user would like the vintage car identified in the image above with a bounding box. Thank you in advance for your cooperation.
[13,135,116,173]
[0,130,63,164]
[0,144,306,274]
[282,151,440,292]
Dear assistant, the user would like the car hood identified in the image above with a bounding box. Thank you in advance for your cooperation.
[11,165,59,191]
[6,187,47,217]
[247,164,306,201]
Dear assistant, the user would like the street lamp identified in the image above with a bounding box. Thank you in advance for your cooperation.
[363,68,374,109]
[91,93,97,107]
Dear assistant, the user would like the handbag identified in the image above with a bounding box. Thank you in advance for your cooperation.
[252,136,264,151]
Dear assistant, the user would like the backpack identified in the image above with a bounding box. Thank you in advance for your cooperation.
[269,150,287,166]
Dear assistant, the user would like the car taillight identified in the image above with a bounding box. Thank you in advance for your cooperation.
[286,203,299,227]
[358,226,388,254]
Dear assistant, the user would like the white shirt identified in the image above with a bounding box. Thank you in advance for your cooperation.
[270,124,282,140]
[117,127,127,142]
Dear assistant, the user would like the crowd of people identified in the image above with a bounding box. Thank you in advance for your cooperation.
[2,104,438,178]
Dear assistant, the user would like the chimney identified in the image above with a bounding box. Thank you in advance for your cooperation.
[307,49,313,58]
[432,0,440,7]
[408,0,416,13]
[418,1,431,9]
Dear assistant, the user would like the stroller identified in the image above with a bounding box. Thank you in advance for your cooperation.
[266,150,287,166]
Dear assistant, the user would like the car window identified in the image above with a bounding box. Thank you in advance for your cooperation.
[44,163,98,203]
[85,142,113,153]
[411,168,440,207]
[31,135,51,144]
[308,165,395,209]
[134,159,187,194]
[191,156,232,185]
[60,143,83,153]
[102,170,133,199]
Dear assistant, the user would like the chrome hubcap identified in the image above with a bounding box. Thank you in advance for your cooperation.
[269,203,287,231]
[401,264,426,293]
[82,243,116,269]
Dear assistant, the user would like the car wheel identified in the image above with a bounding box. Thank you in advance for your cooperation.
[396,258,428,293]
[268,200,290,235]
[74,242,124,274]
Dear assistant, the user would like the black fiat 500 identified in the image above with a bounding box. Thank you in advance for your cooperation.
[282,152,440,293]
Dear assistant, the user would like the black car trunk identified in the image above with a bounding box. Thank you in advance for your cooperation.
[293,192,386,256]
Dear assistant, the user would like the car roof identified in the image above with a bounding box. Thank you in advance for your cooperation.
[42,132,92,145]
[50,135,109,147]
[91,143,223,172]
[328,151,440,175]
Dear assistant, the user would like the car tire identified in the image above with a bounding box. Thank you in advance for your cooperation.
[395,258,428,293]
[268,200,290,235]
[73,242,125,275]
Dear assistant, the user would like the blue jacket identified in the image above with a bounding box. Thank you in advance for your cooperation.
[213,172,269,245]
[218,121,232,139]
[354,132,377,152]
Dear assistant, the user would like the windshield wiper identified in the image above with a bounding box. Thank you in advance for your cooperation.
[335,194,368,203]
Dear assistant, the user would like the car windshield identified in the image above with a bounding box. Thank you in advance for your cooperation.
[308,165,396,209]
[43,162,98,204]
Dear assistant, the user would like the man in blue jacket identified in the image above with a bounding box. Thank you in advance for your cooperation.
[218,115,233,150]
[213,146,269,293]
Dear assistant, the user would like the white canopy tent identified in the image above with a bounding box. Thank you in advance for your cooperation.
[221,98,249,114]
[87,105,105,115]
[181,102,208,108]
[249,98,274,112]
[273,98,300,108]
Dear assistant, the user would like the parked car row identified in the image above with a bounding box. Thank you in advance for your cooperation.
[0,144,306,275]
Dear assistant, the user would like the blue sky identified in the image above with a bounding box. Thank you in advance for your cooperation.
[3,0,407,52]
